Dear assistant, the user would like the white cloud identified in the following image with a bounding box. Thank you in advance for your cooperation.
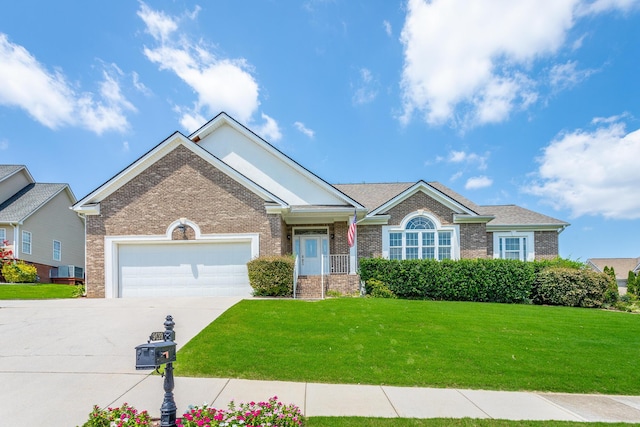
[122,141,130,152]
[577,0,639,15]
[398,0,631,128]
[0,139,8,150]
[524,118,640,219]
[465,175,493,190]
[0,33,133,134]
[447,150,489,170]
[549,60,596,90]
[132,71,152,96]
[352,68,379,105]
[294,121,315,138]
[383,20,392,36]
[256,113,282,142]
[138,2,270,131]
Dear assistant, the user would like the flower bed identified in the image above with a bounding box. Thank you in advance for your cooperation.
[79,396,304,427]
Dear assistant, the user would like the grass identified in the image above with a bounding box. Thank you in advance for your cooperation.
[306,418,640,427]
[0,283,81,299]
[176,298,640,395]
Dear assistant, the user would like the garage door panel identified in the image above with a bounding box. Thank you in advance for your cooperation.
[118,241,253,298]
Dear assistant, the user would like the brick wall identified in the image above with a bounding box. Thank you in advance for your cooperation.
[85,144,281,297]
[357,224,382,258]
[535,231,559,260]
[386,191,455,225]
[459,223,489,259]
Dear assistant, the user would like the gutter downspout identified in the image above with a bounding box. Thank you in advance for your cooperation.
[11,223,20,260]
[77,212,87,297]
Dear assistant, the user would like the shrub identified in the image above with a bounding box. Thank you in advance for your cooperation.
[1,260,37,283]
[365,278,397,298]
[532,267,616,308]
[247,255,295,297]
[627,271,638,296]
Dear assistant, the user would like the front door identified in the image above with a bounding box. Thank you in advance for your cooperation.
[296,233,329,275]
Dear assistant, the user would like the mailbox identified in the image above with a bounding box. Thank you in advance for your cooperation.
[135,341,177,370]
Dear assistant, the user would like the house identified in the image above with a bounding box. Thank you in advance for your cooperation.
[587,257,640,289]
[72,112,569,298]
[0,165,85,283]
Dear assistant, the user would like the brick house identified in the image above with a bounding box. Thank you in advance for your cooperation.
[72,113,569,298]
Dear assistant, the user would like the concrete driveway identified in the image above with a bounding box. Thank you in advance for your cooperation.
[0,297,242,426]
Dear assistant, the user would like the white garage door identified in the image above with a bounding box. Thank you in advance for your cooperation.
[118,241,253,297]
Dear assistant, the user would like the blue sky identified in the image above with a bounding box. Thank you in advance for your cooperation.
[1,0,639,261]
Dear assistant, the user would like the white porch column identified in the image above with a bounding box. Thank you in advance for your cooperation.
[349,234,357,274]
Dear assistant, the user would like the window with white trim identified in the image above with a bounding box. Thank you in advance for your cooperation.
[386,215,456,261]
[22,230,32,255]
[499,237,526,260]
[53,240,61,261]
[0,228,6,243]
[493,232,534,261]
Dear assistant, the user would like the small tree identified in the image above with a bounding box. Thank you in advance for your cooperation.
[0,240,13,265]
[627,271,638,296]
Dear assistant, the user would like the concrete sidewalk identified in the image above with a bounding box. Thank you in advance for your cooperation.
[115,376,640,423]
[2,297,640,426]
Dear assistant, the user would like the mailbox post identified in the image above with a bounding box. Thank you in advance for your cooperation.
[135,315,178,427]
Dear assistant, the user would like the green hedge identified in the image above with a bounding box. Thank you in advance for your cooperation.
[359,257,616,307]
[247,255,295,297]
[360,258,535,303]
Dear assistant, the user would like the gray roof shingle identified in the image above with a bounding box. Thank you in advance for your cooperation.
[333,181,568,227]
[0,165,25,181]
[477,204,568,226]
[0,183,67,222]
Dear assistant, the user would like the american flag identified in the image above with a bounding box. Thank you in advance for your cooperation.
[347,210,357,247]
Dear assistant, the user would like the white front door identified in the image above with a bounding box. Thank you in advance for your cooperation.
[295,234,330,275]
[300,236,321,275]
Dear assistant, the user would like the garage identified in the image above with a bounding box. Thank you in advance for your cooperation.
[117,241,253,298]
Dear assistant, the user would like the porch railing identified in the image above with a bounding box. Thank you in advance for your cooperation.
[293,255,299,299]
[328,254,350,274]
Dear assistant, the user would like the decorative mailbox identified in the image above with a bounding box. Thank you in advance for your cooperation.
[136,315,178,427]
[135,340,177,370]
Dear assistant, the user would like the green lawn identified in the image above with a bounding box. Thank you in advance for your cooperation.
[176,298,640,395]
[0,283,81,299]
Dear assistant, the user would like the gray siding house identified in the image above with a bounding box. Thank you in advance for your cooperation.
[0,165,85,282]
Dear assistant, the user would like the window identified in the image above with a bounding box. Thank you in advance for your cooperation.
[493,232,533,261]
[384,214,457,261]
[0,228,5,243]
[53,240,61,261]
[500,237,526,260]
[22,230,32,255]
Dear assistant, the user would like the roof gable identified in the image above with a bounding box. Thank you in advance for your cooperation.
[0,183,69,223]
[587,257,640,279]
[365,181,479,217]
[72,131,287,214]
[192,113,362,208]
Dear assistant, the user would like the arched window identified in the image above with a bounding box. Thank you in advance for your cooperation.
[387,214,453,260]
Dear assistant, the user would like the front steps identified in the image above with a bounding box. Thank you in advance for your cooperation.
[294,274,361,299]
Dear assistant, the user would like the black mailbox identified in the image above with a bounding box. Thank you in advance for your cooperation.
[135,341,177,370]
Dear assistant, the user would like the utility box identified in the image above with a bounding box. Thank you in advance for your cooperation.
[135,341,177,370]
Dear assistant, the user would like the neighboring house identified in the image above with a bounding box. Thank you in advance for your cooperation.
[72,112,569,299]
[0,165,85,282]
[587,257,640,288]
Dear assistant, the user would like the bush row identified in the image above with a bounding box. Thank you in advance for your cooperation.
[247,255,295,297]
[359,257,617,307]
